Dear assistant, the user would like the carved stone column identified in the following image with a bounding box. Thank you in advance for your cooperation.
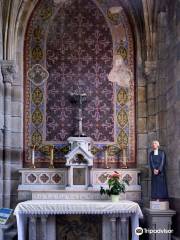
[47,216,56,240]
[156,11,168,148]
[88,166,93,187]
[144,60,157,203]
[29,216,37,240]
[1,60,16,207]
[66,166,71,187]
[145,60,157,143]
[110,217,117,240]
[0,64,4,208]
[117,217,129,240]
[41,215,48,240]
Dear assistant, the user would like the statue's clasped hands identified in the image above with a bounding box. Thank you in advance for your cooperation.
[153,169,159,175]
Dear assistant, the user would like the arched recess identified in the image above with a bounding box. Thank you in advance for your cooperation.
[22,0,137,168]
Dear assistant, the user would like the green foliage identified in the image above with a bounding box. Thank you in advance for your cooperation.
[100,172,129,196]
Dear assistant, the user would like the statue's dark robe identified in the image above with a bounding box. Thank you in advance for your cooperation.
[149,150,168,200]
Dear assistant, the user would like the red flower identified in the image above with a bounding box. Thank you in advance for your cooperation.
[109,171,120,179]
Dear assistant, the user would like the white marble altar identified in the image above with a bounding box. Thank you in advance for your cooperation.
[14,200,143,240]
[18,168,141,202]
[17,138,142,240]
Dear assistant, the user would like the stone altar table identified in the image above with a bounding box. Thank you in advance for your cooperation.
[14,200,143,240]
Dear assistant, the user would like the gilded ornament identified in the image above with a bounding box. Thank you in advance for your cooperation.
[32,87,43,105]
[91,146,101,155]
[117,88,128,105]
[33,26,43,42]
[31,130,42,146]
[117,45,127,60]
[31,46,43,61]
[107,9,119,25]
[28,64,49,86]
[32,108,43,125]
[40,6,53,20]
[107,145,120,156]
[117,109,128,127]
[59,145,70,154]
[38,144,52,156]
[117,130,128,149]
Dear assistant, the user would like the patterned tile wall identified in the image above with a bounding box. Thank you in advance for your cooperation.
[24,0,135,167]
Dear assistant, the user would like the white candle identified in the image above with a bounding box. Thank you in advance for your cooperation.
[105,148,108,167]
[50,146,54,166]
[32,145,35,166]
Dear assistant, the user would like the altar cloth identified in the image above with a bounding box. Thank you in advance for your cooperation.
[14,200,143,240]
[14,199,143,216]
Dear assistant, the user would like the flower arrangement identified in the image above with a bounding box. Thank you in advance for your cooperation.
[100,171,129,196]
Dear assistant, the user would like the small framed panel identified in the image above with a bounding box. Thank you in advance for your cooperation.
[73,168,86,185]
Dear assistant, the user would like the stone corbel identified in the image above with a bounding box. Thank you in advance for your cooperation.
[144,60,157,83]
[1,60,17,84]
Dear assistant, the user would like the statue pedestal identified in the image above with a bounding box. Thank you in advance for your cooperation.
[150,201,169,210]
[144,208,176,240]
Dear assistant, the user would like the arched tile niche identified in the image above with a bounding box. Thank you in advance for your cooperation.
[24,0,136,168]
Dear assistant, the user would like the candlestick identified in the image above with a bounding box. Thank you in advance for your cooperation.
[122,148,128,169]
[103,146,110,169]
[49,145,54,168]
[31,145,36,168]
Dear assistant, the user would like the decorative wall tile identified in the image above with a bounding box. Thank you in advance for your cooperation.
[24,0,135,167]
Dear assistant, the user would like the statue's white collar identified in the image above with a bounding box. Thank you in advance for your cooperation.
[154,149,158,155]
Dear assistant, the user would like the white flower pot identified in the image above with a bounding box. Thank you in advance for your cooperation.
[111,194,119,202]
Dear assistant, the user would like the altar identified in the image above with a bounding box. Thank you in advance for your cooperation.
[14,199,143,240]
[16,135,142,240]
[16,72,143,239]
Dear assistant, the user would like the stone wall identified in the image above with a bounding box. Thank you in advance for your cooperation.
[0,0,24,209]
[0,0,4,208]
[165,0,180,237]
[146,0,180,237]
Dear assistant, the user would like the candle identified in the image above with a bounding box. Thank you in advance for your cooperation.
[103,146,110,169]
[104,147,108,167]
[50,146,54,167]
[31,145,35,167]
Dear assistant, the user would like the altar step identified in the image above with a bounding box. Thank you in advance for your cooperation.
[31,188,141,201]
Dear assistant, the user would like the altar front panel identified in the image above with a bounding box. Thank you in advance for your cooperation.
[14,200,143,240]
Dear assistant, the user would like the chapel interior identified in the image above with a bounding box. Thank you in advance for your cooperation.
[0,0,180,239]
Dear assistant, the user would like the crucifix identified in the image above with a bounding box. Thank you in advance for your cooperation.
[69,87,87,137]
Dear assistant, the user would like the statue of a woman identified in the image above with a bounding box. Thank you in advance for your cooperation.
[149,140,168,200]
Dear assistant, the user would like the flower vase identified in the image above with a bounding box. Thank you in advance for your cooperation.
[111,194,119,202]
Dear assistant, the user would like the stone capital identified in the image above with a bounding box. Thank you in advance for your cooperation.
[1,61,17,84]
[144,61,157,75]
[144,61,157,82]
